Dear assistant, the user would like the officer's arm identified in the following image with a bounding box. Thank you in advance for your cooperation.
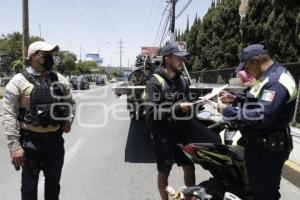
[64,83,76,124]
[59,74,76,124]
[2,78,21,152]
[223,82,288,130]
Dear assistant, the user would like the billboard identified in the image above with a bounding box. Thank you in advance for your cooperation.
[141,47,159,58]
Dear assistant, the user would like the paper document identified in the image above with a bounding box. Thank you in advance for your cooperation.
[203,84,228,100]
[192,84,228,105]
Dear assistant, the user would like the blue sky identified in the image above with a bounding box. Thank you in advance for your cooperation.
[0,0,212,66]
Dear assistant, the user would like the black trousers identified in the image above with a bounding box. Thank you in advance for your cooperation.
[21,135,65,200]
[245,144,289,200]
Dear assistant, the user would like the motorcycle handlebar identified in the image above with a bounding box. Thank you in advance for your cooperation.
[207,120,224,129]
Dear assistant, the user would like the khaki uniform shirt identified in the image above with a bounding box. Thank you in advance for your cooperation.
[3,67,75,152]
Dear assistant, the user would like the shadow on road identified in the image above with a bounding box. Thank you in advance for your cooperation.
[125,120,156,163]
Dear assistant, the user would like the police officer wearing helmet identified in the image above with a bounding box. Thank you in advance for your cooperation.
[146,42,221,200]
[3,41,75,200]
[218,44,296,200]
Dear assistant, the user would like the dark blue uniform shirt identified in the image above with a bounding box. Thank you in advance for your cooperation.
[223,63,297,140]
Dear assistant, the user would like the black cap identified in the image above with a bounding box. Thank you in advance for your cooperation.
[161,42,190,57]
[237,44,268,71]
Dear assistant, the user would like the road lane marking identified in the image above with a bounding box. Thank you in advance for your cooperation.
[285,160,300,173]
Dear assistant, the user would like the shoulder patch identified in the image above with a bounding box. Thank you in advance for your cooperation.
[261,90,276,102]
[4,90,16,100]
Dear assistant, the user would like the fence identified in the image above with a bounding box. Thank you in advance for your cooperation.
[190,63,300,124]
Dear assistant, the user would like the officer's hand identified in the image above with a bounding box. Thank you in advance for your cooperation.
[11,147,25,168]
[62,121,71,133]
[217,101,229,114]
[219,91,236,104]
[180,102,193,113]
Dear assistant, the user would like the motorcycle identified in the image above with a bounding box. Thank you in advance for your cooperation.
[167,108,253,200]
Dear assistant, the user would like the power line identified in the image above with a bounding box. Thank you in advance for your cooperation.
[153,3,171,46]
[146,0,165,45]
[97,0,119,36]
[78,0,109,39]
[70,0,104,41]
[68,0,114,54]
[176,0,193,19]
[159,15,171,47]
[90,0,116,40]
[143,0,155,43]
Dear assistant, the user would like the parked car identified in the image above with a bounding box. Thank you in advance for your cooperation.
[70,76,90,90]
[110,78,117,83]
[96,76,107,86]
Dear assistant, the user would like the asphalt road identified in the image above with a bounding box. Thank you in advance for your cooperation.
[0,84,299,199]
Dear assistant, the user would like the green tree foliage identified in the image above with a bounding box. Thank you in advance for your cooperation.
[56,51,77,76]
[0,32,23,75]
[264,0,300,62]
[186,15,201,70]
[0,32,43,75]
[110,68,123,78]
[241,0,300,62]
[240,0,273,45]
[193,0,241,70]
[12,59,24,73]
[75,61,97,74]
[297,11,300,43]
[179,0,300,71]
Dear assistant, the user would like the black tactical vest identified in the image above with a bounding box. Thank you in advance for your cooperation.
[19,71,70,127]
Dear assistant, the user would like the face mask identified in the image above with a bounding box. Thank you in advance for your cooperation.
[41,54,54,70]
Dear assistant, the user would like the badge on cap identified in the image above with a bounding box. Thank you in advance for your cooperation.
[261,90,275,102]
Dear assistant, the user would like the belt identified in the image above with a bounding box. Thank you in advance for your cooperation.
[253,129,293,152]
[20,129,63,141]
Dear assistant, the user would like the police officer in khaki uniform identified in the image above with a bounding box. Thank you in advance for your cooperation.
[3,41,75,200]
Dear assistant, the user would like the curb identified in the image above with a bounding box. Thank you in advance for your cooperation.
[283,160,300,188]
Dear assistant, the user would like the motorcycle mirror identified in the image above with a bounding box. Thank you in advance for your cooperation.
[196,111,212,120]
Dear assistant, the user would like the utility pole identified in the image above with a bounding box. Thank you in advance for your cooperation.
[22,0,30,64]
[118,38,123,69]
[79,45,82,62]
[170,0,177,42]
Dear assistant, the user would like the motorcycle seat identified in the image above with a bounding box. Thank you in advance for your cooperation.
[227,146,245,161]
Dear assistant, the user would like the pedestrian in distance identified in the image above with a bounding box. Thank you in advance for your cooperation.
[3,41,75,200]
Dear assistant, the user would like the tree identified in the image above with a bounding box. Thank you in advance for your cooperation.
[264,0,300,62]
[110,68,123,78]
[55,51,76,76]
[75,61,97,74]
[240,0,273,46]
[193,0,241,69]
[0,32,23,75]
[12,59,24,73]
[0,32,43,75]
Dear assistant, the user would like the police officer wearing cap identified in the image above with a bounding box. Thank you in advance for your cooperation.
[146,42,220,200]
[3,41,75,200]
[218,44,296,200]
